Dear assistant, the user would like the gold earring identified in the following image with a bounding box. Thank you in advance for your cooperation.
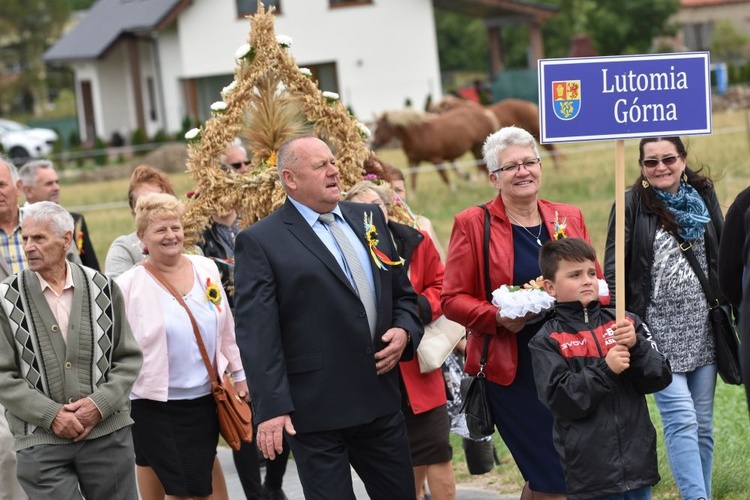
[682,171,688,182]
[642,179,650,188]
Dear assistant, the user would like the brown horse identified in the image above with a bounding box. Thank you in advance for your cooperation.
[370,104,496,191]
[431,96,562,169]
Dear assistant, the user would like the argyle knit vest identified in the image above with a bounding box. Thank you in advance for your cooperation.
[0,264,118,445]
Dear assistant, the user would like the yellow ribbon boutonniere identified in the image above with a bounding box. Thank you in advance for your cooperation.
[553,210,568,240]
[364,212,404,270]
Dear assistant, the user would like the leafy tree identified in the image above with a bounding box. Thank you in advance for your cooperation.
[435,0,680,76]
[434,9,488,72]
[583,0,680,55]
[711,20,749,64]
[63,0,96,9]
[0,0,72,114]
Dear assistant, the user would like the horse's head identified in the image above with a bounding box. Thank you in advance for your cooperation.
[370,113,395,149]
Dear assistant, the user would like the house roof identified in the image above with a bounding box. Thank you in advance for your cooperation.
[43,0,188,63]
[432,0,558,20]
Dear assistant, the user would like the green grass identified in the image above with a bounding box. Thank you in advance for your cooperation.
[62,109,750,498]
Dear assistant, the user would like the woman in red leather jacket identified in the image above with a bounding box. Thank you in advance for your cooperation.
[346,181,456,500]
[442,126,603,500]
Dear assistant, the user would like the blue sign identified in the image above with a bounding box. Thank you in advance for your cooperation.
[538,52,712,143]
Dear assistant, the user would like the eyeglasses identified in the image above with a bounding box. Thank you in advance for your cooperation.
[641,155,679,169]
[225,160,251,170]
[493,157,541,174]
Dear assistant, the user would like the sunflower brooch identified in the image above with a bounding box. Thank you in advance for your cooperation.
[205,278,222,312]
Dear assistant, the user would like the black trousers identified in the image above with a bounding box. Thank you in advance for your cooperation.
[232,431,290,498]
[286,411,415,500]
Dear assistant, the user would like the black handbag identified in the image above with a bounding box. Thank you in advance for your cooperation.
[459,205,496,439]
[462,436,499,475]
[460,335,494,439]
[677,237,742,385]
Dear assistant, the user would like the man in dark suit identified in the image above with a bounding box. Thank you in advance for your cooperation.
[234,136,423,500]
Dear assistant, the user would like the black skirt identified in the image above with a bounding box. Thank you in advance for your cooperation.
[403,403,453,466]
[131,395,219,496]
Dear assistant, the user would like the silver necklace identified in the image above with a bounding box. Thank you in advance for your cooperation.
[505,210,543,246]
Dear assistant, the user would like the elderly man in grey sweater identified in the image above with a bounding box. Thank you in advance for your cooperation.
[0,201,142,499]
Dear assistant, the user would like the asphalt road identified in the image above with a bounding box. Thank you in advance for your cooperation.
[217,447,518,499]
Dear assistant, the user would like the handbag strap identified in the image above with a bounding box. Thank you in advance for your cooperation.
[143,261,220,387]
[674,236,719,309]
[478,204,492,375]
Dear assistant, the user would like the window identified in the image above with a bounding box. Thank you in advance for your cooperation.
[236,0,281,17]
[682,22,713,51]
[329,0,372,8]
[304,62,339,95]
[146,77,157,121]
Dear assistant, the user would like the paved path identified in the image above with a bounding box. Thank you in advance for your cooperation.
[217,447,518,499]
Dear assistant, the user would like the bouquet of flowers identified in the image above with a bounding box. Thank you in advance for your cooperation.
[492,277,610,319]
[492,277,555,319]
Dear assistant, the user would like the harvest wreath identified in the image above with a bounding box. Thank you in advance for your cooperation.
[182,2,373,246]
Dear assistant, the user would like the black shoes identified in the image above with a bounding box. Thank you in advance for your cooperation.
[263,485,288,500]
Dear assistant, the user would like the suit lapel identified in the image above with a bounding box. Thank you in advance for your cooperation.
[280,201,357,294]
[340,203,383,307]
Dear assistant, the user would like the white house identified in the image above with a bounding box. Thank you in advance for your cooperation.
[44,0,443,144]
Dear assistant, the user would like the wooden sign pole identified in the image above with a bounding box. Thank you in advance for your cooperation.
[615,139,625,321]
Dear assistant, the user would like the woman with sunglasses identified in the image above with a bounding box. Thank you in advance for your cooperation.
[604,137,724,500]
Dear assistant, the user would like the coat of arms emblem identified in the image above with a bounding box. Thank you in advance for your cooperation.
[552,80,581,120]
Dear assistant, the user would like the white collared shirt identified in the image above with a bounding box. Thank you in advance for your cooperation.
[287,198,375,293]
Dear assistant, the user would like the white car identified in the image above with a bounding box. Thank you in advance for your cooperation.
[0,118,59,164]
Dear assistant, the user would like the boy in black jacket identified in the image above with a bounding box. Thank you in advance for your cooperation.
[529,238,672,500]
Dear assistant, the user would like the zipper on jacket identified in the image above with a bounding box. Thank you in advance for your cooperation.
[585,306,606,358]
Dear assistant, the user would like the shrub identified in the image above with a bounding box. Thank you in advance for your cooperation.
[152,129,170,143]
[93,136,108,166]
[68,129,81,148]
[131,128,147,156]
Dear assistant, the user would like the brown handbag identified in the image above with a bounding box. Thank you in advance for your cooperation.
[144,261,253,450]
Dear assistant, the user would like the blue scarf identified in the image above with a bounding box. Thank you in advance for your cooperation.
[654,180,710,241]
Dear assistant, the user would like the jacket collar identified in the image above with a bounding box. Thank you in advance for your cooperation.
[279,199,383,302]
[553,299,602,325]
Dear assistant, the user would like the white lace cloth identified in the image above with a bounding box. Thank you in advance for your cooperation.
[492,280,610,319]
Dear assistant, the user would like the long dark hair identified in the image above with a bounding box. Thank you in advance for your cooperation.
[633,137,713,236]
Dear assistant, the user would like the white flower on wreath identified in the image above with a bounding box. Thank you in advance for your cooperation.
[276,35,293,49]
[235,43,252,60]
[322,91,339,102]
[299,67,312,78]
[221,81,237,96]
[210,101,227,113]
[185,128,201,141]
[356,121,371,139]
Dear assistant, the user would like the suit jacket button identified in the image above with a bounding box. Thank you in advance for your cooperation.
[51,325,59,332]
[358,312,365,318]
[65,362,72,369]
[366,348,372,354]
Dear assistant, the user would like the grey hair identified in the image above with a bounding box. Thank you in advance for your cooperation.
[0,155,19,184]
[18,159,54,188]
[22,201,74,237]
[220,144,247,164]
[482,126,540,173]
